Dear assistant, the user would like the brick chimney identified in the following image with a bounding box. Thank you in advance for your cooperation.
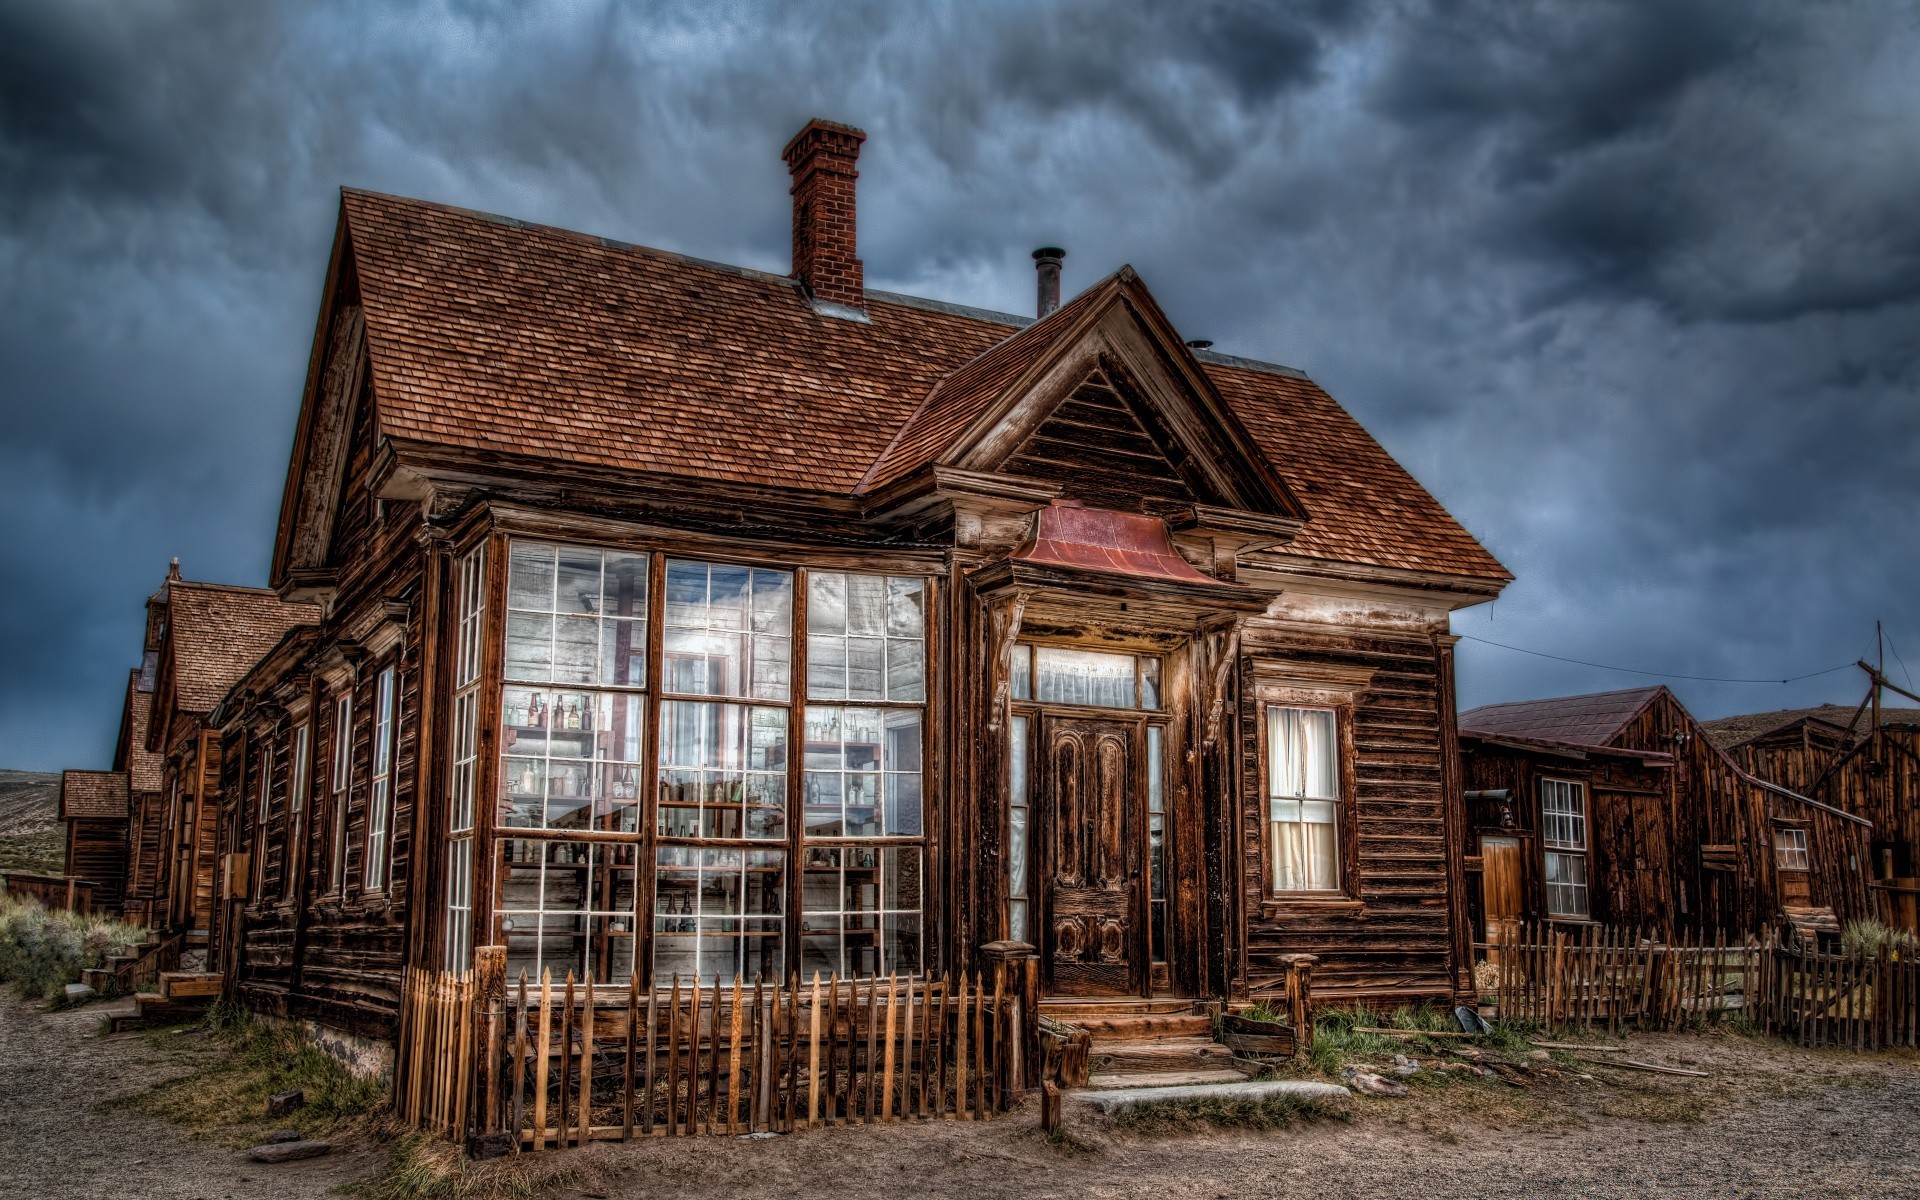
[782,118,867,311]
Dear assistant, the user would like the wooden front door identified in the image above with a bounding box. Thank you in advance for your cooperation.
[1480,835,1522,945]
[1040,714,1142,996]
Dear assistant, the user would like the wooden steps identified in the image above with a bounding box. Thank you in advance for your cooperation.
[105,971,221,1033]
[1045,996,1255,1093]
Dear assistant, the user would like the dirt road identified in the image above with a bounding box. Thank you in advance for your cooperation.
[2,992,1916,1199]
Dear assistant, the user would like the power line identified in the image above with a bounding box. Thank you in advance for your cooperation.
[1887,632,1914,691]
[1458,634,1859,685]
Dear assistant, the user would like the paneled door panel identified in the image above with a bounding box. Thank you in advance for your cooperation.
[1041,715,1141,996]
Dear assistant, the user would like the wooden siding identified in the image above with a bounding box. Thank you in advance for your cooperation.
[65,818,129,912]
[1236,622,1459,1004]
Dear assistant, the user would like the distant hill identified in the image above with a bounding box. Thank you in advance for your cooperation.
[0,770,64,875]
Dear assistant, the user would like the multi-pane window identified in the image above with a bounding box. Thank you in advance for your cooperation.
[285,722,309,901]
[800,575,926,979]
[1146,726,1169,962]
[1540,778,1589,918]
[500,543,650,983]
[1774,827,1810,871]
[365,666,396,891]
[1012,644,1159,710]
[443,546,485,975]
[252,738,272,898]
[654,560,794,986]
[1267,707,1340,893]
[328,692,352,894]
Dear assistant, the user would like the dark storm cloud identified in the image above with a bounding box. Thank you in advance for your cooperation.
[1,0,1916,768]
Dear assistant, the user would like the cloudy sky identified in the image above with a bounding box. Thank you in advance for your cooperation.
[3,0,1915,771]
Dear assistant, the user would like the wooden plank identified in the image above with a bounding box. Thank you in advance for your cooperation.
[666,976,682,1137]
[807,972,822,1128]
[533,970,552,1152]
[512,973,528,1151]
[642,979,658,1137]
[954,973,968,1120]
[623,971,637,1140]
[881,973,899,1123]
[726,976,745,1133]
[578,974,594,1149]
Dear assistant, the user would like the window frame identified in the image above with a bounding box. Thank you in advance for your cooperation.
[1539,776,1590,920]
[364,664,398,894]
[251,731,274,900]
[1774,825,1810,872]
[1247,659,1373,913]
[1261,704,1346,896]
[328,691,353,896]
[285,720,310,902]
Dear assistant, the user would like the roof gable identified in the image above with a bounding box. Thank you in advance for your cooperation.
[152,580,319,730]
[1459,686,1666,748]
[61,770,128,820]
[860,269,1305,522]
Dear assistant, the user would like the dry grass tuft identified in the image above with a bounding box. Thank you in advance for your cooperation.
[348,1127,582,1200]
[1106,1091,1350,1135]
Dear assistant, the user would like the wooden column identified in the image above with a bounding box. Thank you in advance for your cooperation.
[980,939,1038,1094]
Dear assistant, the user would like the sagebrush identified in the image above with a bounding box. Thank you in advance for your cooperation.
[0,892,146,1001]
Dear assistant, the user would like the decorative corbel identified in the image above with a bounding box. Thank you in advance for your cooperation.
[985,590,1030,736]
[1199,615,1246,751]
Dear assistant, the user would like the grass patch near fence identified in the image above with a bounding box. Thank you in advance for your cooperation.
[0,891,146,1001]
[0,831,64,875]
[1107,1091,1350,1135]
[348,1128,583,1200]
[1304,1006,1534,1079]
[108,1003,384,1143]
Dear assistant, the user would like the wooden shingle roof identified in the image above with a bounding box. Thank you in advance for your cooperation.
[163,582,319,716]
[1702,703,1920,750]
[340,189,1509,582]
[120,672,164,793]
[1459,687,1666,749]
[60,770,128,820]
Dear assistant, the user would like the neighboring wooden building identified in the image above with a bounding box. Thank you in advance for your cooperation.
[60,770,130,914]
[114,664,167,924]
[1460,686,1874,942]
[141,567,316,946]
[1709,699,1920,934]
[172,118,1512,1057]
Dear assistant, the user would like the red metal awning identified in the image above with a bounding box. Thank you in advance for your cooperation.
[1009,500,1224,585]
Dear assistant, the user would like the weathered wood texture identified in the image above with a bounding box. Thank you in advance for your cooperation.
[64,818,129,912]
[1481,920,1920,1050]
[1730,725,1920,933]
[1237,622,1460,1005]
[398,967,1015,1149]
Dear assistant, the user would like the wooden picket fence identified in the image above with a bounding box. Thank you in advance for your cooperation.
[397,950,1024,1151]
[1478,921,1920,1050]
[1479,921,1760,1034]
[398,968,475,1138]
[1764,943,1920,1051]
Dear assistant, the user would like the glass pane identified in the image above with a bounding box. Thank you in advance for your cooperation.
[845,574,886,636]
[602,551,649,620]
[555,548,603,615]
[1035,646,1137,708]
[808,574,846,636]
[1008,897,1027,943]
[886,578,925,638]
[846,637,885,701]
[1269,708,1338,800]
[1010,715,1029,805]
[505,613,553,682]
[886,638,926,703]
[802,707,919,839]
[553,615,598,684]
[601,617,646,687]
[1011,645,1031,701]
[1141,657,1162,710]
[807,635,847,700]
[709,565,751,630]
[663,560,791,700]
[508,543,556,612]
[665,559,707,628]
[1008,805,1028,900]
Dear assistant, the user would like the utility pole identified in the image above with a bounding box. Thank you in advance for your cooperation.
[1874,620,1885,766]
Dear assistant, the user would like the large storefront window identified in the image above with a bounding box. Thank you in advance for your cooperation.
[498,542,650,982]
[443,544,485,975]
[800,574,925,978]
[473,539,931,986]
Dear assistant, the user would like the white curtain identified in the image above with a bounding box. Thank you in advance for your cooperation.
[1268,708,1339,892]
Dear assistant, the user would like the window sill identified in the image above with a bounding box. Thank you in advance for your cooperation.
[1261,895,1365,919]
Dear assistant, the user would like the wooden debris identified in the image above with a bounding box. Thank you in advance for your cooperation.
[1576,1056,1708,1078]
[248,1140,332,1163]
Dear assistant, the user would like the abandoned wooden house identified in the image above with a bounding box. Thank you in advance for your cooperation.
[113,663,168,926]
[1458,686,1875,945]
[136,566,317,950]
[1709,691,1920,935]
[58,770,130,915]
[41,118,1529,1127]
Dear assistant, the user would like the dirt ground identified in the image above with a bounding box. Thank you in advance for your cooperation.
[4,992,1918,1199]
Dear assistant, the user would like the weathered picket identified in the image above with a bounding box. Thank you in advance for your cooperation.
[1478,921,1920,1050]
[399,951,1017,1150]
